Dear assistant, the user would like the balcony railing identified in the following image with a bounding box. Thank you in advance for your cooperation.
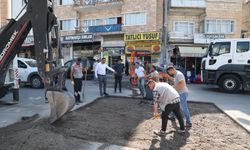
[171,0,206,8]
[194,33,225,44]
[74,0,123,5]
[169,32,194,40]
[77,24,122,33]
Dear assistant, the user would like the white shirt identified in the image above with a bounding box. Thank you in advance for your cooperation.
[93,62,98,71]
[135,66,145,78]
[153,82,180,111]
[95,63,115,77]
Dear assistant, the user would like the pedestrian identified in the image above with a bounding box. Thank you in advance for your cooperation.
[134,62,146,98]
[146,65,159,82]
[95,58,116,96]
[93,59,100,80]
[113,59,124,93]
[71,57,83,105]
[147,80,185,135]
[167,66,192,127]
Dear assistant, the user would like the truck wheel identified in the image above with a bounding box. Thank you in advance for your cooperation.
[0,87,8,98]
[31,75,43,88]
[219,75,241,93]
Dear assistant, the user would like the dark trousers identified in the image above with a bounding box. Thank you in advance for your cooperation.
[161,102,185,131]
[98,74,107,96]
[114,75,122,92]
[73,78,82,102]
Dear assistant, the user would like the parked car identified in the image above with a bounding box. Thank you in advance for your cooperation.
[64,58,94,80]
[17,57,43,88]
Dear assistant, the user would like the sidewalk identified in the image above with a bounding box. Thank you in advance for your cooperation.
[188,84,250,133]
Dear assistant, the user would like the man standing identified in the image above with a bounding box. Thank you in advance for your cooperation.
[134,62,146,98]
[146,65,159,82]
[113,59,124,93]
[71,57,83,105]
[147,80,185,135]
[167,66,192,127]
[95,58,116,96]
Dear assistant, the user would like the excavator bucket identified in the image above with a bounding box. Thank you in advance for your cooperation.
[46,90,75,123]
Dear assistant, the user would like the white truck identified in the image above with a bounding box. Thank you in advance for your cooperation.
[0,56,19,101]
[201,38,250,93]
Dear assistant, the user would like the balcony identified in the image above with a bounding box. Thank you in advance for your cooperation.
[194,33,225,44]
[169,0,206,15]
[169,32,194,43]
[77,24,122,34]
[74,0,123,13]
[170,0,206,8]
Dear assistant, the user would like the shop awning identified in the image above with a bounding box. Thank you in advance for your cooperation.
[179,46,207,57]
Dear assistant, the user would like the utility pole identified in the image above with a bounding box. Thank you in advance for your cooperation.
[161,0,169,68]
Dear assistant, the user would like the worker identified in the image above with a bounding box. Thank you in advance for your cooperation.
[146,65,159,82]
[71,57,83,105]
[95,58,116,96]
[134,62,146,98]
[167,66,192,127]
[147,79,185,135]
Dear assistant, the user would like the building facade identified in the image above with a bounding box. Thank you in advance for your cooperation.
[0,0,10,28]
[242,0,250,38]
[167,0,243,77]
[54,0,163,67]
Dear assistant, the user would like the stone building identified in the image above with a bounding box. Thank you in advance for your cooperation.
[242,0,250,38]
[54,0,163,68]
[0,0,10,28]
[167,0,243,75]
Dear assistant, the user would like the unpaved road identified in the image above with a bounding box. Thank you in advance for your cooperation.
[0,97,249,150]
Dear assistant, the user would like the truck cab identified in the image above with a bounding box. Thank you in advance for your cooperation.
[201,39,250,92]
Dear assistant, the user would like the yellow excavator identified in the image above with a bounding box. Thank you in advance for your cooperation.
[0,0,75,123]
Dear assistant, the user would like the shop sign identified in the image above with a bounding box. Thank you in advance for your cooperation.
[62,34,93,44]
[124,32,160,41]
[204,34,225,39]
[103,47,125,56]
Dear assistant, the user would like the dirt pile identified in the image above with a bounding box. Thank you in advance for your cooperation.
[0,97,249,150]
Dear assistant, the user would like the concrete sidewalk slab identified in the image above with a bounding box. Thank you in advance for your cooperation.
[188,84,250,133]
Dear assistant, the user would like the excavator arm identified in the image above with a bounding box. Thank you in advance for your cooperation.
[0,0,74,123]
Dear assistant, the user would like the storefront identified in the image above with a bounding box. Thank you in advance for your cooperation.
[124,32,161,72]
[101,34,125,66]
[61,34,101,62]
[171,46,207,81]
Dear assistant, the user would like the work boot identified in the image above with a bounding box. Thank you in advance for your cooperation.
[153,130,166,136]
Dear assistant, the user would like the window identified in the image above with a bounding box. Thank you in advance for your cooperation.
[174,21,194,35]
[18,60,27,68]
[59,0,74,5]
[124,12,146,26]
[83,17,120,27]
[60,19,78,31]
[205,19,235,34]
[105,17,117,25]
[211,42,231,56]
[237,42,250,53]
[25,60,37,67]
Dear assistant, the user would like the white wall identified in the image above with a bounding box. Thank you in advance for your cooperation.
[11,0,26,18]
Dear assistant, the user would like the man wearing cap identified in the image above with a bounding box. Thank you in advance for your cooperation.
[147,80,185,135]
[167,66,192,127]
[71,57,83,105]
